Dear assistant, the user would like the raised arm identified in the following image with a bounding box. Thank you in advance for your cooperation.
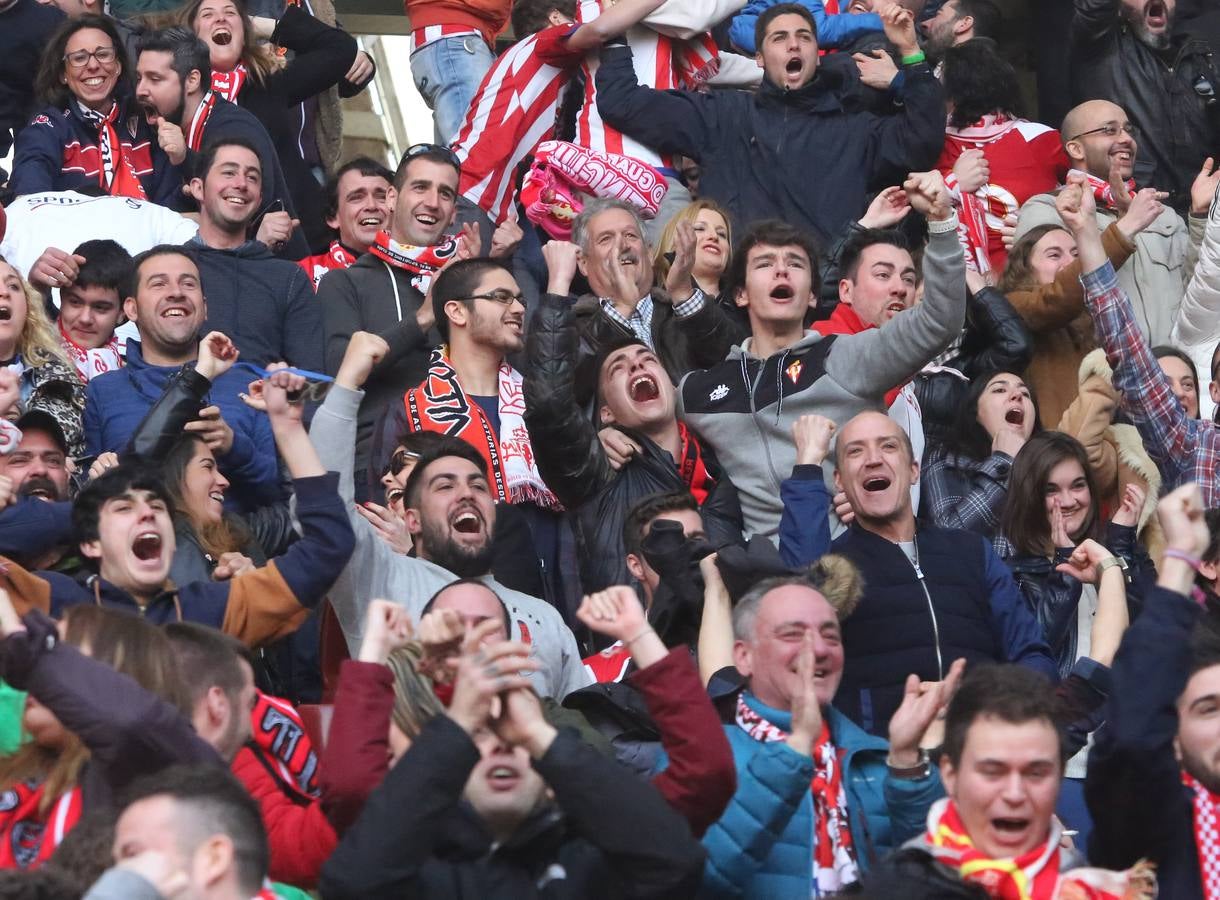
[1171,160,1220,352]
[730,0,882,53]
[263,5,358,104]
[870,7,947,179]
[827,172,967,398]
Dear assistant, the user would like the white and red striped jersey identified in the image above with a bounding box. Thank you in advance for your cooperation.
[408,24,481,56]
[451,24,585,225]
[574,1,718,172]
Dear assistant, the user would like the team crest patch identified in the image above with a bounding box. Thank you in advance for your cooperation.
[31,115,51,127]
[709,384,729,401]
[785,360,803,384]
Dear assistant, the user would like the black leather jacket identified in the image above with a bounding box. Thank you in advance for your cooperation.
[1072,0,1220,212]
[1004,522,1152,678]
[914,286,1034,447]
[523,292,744,595]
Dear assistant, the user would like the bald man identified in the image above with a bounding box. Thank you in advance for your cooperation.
[827,411,1055,736]
[1013,99,1188,346]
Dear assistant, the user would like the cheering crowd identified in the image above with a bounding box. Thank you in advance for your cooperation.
[0,0,1219,896]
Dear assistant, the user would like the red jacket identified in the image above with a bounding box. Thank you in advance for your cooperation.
[318,660,395,834]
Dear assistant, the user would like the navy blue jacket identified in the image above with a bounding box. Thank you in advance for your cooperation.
[1086,585,1204,900]
[831,524,1057,735]
[777,464,832,568]
[10,95,183,207]
[83,341,280,509]
[188,237,324,373]
[37,472,352,647]
[593,44,945,246]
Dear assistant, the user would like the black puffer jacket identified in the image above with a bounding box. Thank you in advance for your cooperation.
[523,292,743,595]
[1003,522,1152,679]
[1071,0,1220,213]
[914,285,1034,447]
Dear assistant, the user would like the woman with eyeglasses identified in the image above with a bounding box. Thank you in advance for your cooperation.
[11,16,183,207]
[184,0,372,250]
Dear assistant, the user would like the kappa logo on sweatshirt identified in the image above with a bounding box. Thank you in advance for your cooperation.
[709,384,729,402]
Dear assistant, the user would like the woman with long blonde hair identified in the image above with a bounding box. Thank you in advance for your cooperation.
[0,258,86,457]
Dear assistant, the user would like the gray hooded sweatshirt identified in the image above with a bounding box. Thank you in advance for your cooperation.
[310,383,591,699]
[678,222,968,538]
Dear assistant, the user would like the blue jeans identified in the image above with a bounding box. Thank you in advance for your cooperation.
[410,34,494,145]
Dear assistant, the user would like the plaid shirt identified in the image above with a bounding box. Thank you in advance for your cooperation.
[919,445,1014,540]
[1083,262,1220,505]
[598,289,706,347]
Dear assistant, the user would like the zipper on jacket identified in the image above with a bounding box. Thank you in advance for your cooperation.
[908,551,944,680]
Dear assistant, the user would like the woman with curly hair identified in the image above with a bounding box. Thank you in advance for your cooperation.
[0,258,86,458]
[936,38,1068,275]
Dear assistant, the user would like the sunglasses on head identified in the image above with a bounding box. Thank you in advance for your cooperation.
[400,142,462,171]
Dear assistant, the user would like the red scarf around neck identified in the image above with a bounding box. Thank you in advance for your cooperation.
[922,798,1155,899]
[187,91,217,152]
[677,422,712,504]
[77,101,146,200]
[1184,769,1220,899]
[211,64,248,103]
[368,230,460,294]
[734,694,858,892]
[1068,168,1136,211]
[58,318,121,382]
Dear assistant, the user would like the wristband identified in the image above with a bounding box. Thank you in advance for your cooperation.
[926,211,959,234]
[901,50,926,65]
[886,749,930,779]
[1163,548,1204,571]
[626,627,655,645]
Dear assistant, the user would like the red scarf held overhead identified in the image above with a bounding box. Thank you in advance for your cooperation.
[1184,770,1220,899]
[211,64,248,103]
[368,230,460,294]
[0,781,83,869]
[1068,167,1137,211]
[734,694,859,892]
[923,798,1155,899]
[77,101,147,200]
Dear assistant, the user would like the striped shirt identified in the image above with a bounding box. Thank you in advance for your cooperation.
[451,24,584,225]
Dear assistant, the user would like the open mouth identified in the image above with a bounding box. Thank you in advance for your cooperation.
[1005,407,1025,425]
[20,478,58,502]
[82,76,107,88]
[770,285,795,301]
[1112,149,1133,164]
[618,253,638,267]
[786,57,803,75]
[701,242,722,255]
[208,489,225,505]
[863,475,891,493]
[414,213,438,227]
[0,307,12,322]
[487,765,520,790]
[212,27,232,45]
[358,216,383,227]
[886,301,906,315]
[451,510,482,535]
[629,374,660,402]
[160,305,191,319]
[505,318,523,332]
[132,531,163,562]
[223,195,250,208]
[992,817,1031,835]
[1146,0,1167,27]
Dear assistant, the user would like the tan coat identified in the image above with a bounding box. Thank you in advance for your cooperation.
[1056,348,1164,561]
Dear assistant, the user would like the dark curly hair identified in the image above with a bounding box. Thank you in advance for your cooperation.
[942,38,1023,129]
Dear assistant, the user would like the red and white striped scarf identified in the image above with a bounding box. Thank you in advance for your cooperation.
[211,64,248,103]
[187,91,218,152]
[735,694,858,892]
[944,114,1021,275]
[1067,167,1136,211]
[76,101,147,200]
[1185,770,1220,899]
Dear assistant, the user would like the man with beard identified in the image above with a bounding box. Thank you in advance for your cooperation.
[918,0,1000,62]
[311,330,590,699]
[134,27,306,259]
[1072,0,1220,213]
[0,411,78,571]
[1085,483,1220,897]
[377,259,574,608]
[298,157,393,289]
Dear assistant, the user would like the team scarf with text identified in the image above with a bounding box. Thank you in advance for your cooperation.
[735,694,858,893]
[921,798,1156,899]
[211,64,248,103]
[368,230,460,294]
[944,113,1021,275]
[75,100,147,199]
[0,780,83,869]
[59,318,121,382]
[1068,167,1136,211]
[405,348,561,511]
[1184,769,1220,899]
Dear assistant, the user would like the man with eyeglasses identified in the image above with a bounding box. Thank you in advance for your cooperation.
[1071,0,1220,215]
[376,257,573,610]
[320,142,479,503]
[1014,99,1187,345]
